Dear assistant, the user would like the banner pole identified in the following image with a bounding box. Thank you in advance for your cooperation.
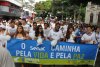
[93,47,99,67]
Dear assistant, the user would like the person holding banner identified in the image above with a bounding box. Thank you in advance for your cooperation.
[48,22,64,47]
[48,22,64,41]
[14,25,30,40]
[75,27,85,43]
[35,25,45,46]
[35,25,44,38]
[81,26,97,44]
[65,26,76,43]
[14,25,31,67]
[0,46,15,67]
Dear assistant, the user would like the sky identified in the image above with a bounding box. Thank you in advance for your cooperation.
[34,0,46,2]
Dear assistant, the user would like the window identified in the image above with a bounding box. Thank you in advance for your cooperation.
[97,12,100,24]
[90,13,93,23]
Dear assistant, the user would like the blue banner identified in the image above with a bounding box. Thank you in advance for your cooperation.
[7,39,98,65]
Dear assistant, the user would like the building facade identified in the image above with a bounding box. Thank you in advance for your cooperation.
[85,2,100,25]
[21,0,35,18]
[0,0,35,19]
[0,0,22,18]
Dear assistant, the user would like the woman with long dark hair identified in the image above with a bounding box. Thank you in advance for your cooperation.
[65,26,76,43]
[14,25,26,39]
[35,25,44,38]
[14,25,30,40]
[35,25,45,45]
[14,25,30,67]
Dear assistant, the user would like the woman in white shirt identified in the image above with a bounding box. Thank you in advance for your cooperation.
[65,26,76,43]
[14,25,30,67]
[81,26,96,44]
[35,25,45,46]
[14,25,29,40]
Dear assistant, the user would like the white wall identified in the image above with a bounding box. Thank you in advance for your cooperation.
[0,6,9,12]
[5,0,22,7]
[85,2,100,25]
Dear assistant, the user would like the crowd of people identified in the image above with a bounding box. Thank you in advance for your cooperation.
[0,16,100,67]
[0,17,100,46]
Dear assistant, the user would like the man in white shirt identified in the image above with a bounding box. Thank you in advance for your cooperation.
[43,23,51,39]
[60,21,68,36]
[0,46,15,67]
[48,23,64,41]
[21,19,30,33]
[29,22,37,40]
[7,20,16,38]
[27,17,33,27]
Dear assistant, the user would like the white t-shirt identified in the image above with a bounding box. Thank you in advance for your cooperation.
[66,32,76,43]
[29,27,35,40]
[50,22,55,29]
[7,26,16,34]
[0,46,15,67]
[29,27,35,33]
[43,28,51,38]
[22,24,30,32]
[60,25,68,36]
[48,29,64,40]
[81,32,96,44]
[0,31,11,47]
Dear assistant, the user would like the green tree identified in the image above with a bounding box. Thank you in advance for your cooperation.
[52,0,88,20]
[35,0,52,12]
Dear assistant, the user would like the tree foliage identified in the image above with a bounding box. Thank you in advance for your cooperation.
[52,0,100,20]
[35,0,52,12]
[35,0,100,20]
